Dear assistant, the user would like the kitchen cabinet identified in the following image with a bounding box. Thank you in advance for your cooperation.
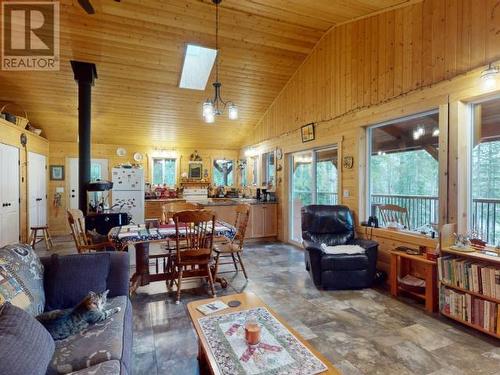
[249,204,277,238]
[0,143,20,246]
[145,199,185,220]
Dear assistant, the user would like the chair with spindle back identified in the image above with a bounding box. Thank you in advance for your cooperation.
[213,204,251,280]
[171,210,216,304]
[161,202,201,224]
[67,209,116,253]
[378,204,411,230]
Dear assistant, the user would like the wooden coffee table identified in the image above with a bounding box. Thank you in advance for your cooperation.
[187,292,340,375]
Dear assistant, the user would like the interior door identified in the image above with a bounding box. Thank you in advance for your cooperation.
[28,152,47,227]
[68,158,109,209]
[0,144,20,246]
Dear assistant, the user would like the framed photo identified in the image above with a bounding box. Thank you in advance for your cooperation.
[50,165,65,180]
[188,162,203,180]
[343,156,354,169]
[301,123,315,143]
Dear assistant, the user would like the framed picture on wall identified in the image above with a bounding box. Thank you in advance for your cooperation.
[301,123,315,143]
[50,165,65,180]
[188,162,203,180]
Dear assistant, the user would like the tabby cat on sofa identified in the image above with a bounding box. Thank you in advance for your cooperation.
[37,290,121,340]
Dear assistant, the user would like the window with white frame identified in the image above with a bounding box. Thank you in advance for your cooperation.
[251,156,258,186]
[261,151,275,187]
[470,98,500,245]
[152,158,176,186]
[367,111,440,232]
[213,159,234,186]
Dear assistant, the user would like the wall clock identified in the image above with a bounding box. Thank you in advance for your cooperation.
[276,148,283,160]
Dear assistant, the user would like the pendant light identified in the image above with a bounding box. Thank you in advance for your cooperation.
[202,0,238,123]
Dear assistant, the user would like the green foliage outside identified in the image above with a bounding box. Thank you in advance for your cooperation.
[153,158,176,186]
[213,160,234,187]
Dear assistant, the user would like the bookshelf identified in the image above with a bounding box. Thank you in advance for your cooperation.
[438,247,500,339]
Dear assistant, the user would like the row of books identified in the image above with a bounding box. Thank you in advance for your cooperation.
[438,256,500,299]
[440,286,500,335]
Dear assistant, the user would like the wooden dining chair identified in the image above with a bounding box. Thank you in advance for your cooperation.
[213,204,251,280]
[171,210,216,304]
[378,204,411,229]
[67,209,116,253]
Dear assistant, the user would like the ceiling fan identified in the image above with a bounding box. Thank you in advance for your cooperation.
[77,0,121,15]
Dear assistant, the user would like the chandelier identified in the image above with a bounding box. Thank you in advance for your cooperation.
[202,0,238,123]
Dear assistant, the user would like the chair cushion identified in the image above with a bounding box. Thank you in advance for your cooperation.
[321,254,369,271]
[214,243,240,253]
[0,243,45,315]
[47,296,129,375]
[0,302,55,375]
[44,253,111,311]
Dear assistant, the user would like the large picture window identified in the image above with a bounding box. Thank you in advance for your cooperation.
[152,158,176,186]
[367,111,440,231]
[470,98,500,245]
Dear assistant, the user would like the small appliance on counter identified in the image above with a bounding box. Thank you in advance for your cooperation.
[111,167,145,224]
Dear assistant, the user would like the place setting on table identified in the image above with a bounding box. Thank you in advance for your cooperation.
[108,219,237,293]
[187,292,340,375]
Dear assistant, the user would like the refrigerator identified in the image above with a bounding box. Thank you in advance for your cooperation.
[111,167,145,224]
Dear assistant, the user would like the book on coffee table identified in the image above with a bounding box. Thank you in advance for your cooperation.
[197,300,229,315]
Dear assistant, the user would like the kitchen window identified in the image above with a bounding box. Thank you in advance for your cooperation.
[469,98,500,245]
[261,151,275,188]
[213,159,234,186]
[367,110,440,232]
[152,158,176,186]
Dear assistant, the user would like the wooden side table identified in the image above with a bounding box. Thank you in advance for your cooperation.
[390,250,438,313]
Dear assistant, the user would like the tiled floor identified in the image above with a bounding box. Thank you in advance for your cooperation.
[37,237,500,375]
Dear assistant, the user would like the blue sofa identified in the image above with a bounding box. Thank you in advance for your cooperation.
[40,252,133,375]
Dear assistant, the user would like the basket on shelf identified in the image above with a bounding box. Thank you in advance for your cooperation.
[0,103,29,128]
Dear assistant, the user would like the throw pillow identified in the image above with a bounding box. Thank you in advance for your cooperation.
[0,302,55,375]
[0,243,45,316]
[44,253,111,311]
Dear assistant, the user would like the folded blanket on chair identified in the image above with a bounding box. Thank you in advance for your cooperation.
[320,244,366,255]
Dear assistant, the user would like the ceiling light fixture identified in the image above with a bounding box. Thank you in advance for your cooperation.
[202,0,238,124]
[481,63,500,89]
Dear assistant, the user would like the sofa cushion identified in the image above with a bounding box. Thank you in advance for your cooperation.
[0,243,45,315]
[45,253,111,310]
[48,296,129,375]
[0,302,55,375]
[68,360,123,375]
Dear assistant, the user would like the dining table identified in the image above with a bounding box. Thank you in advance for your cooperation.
[108,221,236,293]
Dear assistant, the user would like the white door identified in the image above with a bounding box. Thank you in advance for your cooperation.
[68,158,109,209]
[28,152,47,227]
[0,144,20,246]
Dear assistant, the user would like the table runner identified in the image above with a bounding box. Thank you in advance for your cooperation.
[198,307,327,375]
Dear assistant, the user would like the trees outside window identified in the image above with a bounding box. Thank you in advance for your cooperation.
[152,158,176,186]
[213,160,233,186]
[470,98,500,245]
[368,111,440,231]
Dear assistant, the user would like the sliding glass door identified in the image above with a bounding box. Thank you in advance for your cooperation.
[289,146,338,244]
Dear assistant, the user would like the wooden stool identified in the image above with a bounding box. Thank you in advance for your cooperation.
[29,226,53,250]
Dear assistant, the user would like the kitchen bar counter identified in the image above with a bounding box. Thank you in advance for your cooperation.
[198,198,278,206]
[144,198,186,220]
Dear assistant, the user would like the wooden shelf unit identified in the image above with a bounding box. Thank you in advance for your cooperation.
[439,247,500,339]
[440,311,500,340]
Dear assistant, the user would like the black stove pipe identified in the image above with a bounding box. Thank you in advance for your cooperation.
[70,61,97,214]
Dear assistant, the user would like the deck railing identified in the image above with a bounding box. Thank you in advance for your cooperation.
[371,194,500,245]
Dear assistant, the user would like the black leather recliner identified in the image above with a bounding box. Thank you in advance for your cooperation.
[301,205,378,290]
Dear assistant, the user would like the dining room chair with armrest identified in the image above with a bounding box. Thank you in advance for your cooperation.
[213,204,251,280]
[172,210,216,304]
[67,209,117,253]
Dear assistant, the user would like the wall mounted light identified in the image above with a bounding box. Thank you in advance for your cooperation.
[481,63,500,89]
[432,128,440,137]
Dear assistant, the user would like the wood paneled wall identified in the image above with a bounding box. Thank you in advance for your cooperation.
[248,0,500,145]
[240,0,500,274]
[0,119,49,242]
[48,142,238,235]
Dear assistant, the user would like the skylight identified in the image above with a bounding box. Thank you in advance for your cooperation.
[179,44,217,90]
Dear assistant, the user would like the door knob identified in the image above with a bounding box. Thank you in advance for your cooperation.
[71,195,75,198]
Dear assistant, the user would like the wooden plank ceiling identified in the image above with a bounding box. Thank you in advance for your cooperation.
[0,0,409,149]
